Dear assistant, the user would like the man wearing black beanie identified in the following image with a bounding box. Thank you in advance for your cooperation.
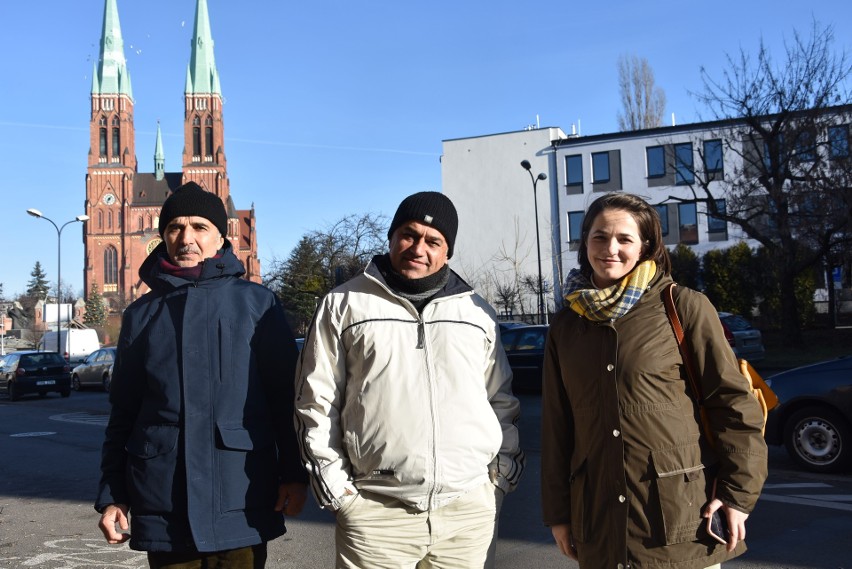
[96,181,309,566]
[296,191,524,568]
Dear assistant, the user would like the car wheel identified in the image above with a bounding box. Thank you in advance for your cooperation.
[8,381,19,402]
[784,406,852,473]
[72,375,81,391]
[103,374,111,392]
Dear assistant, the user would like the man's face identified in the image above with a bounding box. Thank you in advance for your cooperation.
[163,216,225,268]
[388,220,449,279]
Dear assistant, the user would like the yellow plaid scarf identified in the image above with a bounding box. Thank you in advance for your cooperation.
[564,260,657,322]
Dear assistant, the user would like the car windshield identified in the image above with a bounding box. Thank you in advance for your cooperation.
[720,314,752,332]
[21,353,66,367]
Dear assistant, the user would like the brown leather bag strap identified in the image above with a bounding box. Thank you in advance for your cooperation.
[663,283,705,404]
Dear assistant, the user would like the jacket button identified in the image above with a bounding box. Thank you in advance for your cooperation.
[606,364,614,371]
[612,429,620,437]
[618,495,626,503]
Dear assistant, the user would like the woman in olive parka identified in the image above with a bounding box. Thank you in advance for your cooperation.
[541,193,767,569]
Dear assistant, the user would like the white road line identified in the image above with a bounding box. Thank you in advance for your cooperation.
[760,493,852,512]
[790,494,852,502]
[49,412,109,426]
[762,482,832,489]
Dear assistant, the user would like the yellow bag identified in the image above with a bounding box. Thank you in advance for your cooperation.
[664,284,779,441]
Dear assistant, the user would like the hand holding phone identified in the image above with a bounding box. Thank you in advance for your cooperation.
[706,509,730,545]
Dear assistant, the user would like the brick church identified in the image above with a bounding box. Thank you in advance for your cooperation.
[85,0,260,311]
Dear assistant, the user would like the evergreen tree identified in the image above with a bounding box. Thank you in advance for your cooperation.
[27,261,50,300]
[83,282,107,328]
[0,282,5,302]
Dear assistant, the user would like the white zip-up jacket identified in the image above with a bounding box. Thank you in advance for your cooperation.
[294,259,524,511]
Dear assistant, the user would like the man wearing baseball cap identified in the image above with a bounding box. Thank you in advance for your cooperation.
[96,181,308,567]
[295,191,524,568]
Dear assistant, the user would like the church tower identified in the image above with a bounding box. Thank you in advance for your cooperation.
[85,0,135,302]
[83,0,261,311]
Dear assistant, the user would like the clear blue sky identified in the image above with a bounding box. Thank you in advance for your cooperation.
[1,0,851,298]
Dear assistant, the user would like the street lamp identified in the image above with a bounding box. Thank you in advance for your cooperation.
[520,160,548,324]
[26,209,89,354]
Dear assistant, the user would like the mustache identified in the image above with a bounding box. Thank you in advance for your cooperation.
[175,245,201,256]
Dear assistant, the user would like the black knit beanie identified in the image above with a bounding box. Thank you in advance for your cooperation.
[387,191,458,258]
[158,181,229,237]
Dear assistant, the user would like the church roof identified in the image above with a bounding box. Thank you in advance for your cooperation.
[131,173,183,206]
[185,0,221,95]
[92,0,132,97]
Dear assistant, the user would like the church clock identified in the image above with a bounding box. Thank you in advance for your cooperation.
[102,192,117,205]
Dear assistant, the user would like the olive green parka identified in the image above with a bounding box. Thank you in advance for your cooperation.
[541,273,767,569]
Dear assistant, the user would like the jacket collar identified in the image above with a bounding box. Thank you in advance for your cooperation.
[140,240,245,290]
[365,255,472,303]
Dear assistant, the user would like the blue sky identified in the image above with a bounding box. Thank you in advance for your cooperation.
[1,0,851,298]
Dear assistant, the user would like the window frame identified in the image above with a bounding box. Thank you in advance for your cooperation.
[646,145,666,178]
[565,154,583,186]
[703,139,724,174]
[674,143,694,185]
[567,211,584,243]
[592,152,610,184]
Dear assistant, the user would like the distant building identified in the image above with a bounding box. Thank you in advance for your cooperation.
[84,0,260,311]
[443,111,851,314]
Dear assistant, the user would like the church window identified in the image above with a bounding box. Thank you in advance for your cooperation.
[99,128,107,156]
[148,215,153,229]
[107,211,113,229]
[205,126,213,159]
[104,246,118,285]
[97,211,103,229]
[193,127,201,157]
[138,216,143,231]
[112,128,120,157]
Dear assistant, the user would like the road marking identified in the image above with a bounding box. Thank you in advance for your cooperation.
[763,482,832,489]
[760,493,852,512]
[0,538,146,568]
[49,412,109,426]
[9,432,56,437]
[790,494,852,502]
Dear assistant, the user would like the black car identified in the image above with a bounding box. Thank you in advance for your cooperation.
[765,356,852,473]
[71,347,116,391]
[500,325,548,392]
[0,351,72,401]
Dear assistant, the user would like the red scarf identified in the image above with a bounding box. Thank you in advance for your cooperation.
[158,252,223,280]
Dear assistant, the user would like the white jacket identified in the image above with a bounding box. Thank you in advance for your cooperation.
[294,260,524,511]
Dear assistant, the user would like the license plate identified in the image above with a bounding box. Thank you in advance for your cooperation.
[36,380,56,386]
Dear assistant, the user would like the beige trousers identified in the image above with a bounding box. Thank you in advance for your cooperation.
[335,481,498,569]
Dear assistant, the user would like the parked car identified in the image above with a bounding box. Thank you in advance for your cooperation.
[718,312,765,362]
[500,325,548,392]
[37,329,101,365]
[71,347,116,391]
[295,338,305,352]
[0,350,72,401]
[764,356,852,473]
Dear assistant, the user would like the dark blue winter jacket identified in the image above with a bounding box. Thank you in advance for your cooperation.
[95,241,307,552]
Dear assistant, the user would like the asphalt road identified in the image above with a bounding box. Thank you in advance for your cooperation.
[0,390,850,568]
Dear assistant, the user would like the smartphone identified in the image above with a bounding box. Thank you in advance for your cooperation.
[707,510,730,544]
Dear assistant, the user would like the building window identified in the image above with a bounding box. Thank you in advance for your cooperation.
[567,211,584,243]
[829,125,850,159]
[193,127,201,157]
[646,146,665,178]
[704,139,723,174]
[565,155,583,186]
[97,211,103,229]
[104,246,118,285]
[205,127,213,158]
[707,199,727,233]
[137,216,143,231]
[592,152,610,183]
[99,128,107,156]
[148,215,153,229]
[654,205,669,236]
[794,130,816,162]
[107,211,113,229]
[678,202,698,244]
[674,143,694,185]
[112,128,120,157]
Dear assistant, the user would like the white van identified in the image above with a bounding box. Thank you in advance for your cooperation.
[38,329,101,365]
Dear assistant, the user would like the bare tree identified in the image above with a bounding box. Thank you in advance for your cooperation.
[617,54,667,131]
[685,21,852,341]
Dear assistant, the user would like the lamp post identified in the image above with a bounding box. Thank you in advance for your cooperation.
[26,209,89,354]
[520,160,548,324]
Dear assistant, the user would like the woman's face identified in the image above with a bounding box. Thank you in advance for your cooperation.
[585,208,645,288]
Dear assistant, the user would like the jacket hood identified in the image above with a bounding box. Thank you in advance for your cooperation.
[140,239,245,290]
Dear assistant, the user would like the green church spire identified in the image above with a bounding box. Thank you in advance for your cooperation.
[186,0,221,95]
[154,121,165,180]
[93,0,132,97]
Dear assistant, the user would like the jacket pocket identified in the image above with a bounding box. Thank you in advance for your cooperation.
[568,457,589,544]
[651,444,708,545]
[126,424,180,514]
[215,422,276,513]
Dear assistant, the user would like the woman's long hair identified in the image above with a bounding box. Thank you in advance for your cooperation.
[577,193,672,277]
